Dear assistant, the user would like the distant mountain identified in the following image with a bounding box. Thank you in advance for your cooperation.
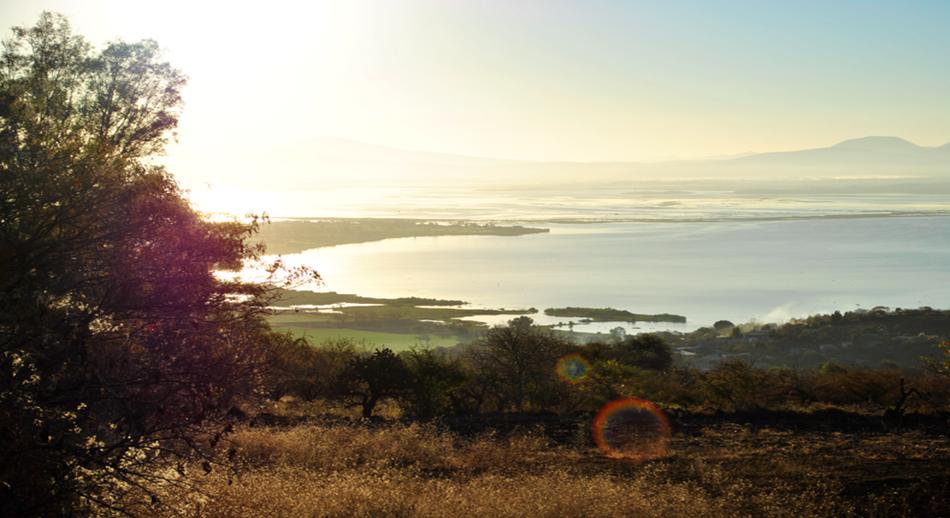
[227,135,950,189]
[720,136,950,180]
[832,136,921,152]
[832,136,950,155]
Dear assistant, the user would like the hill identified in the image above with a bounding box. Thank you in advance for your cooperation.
[674,307,950,369]
[197,136,950,191]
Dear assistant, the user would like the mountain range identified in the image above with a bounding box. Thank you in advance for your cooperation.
[230,136,950,190]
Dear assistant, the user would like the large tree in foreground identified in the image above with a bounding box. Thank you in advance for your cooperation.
[0,13,294,515]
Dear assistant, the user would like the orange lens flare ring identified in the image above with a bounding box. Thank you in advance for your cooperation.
[592,397,671,460]
[555,353,592,383]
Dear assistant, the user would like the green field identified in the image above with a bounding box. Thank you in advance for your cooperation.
[273,325,461,351]
[267,291,539,351]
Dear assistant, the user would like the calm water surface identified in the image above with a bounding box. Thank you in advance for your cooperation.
[276,216,950,330]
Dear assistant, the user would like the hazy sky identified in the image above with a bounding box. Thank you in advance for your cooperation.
[2,1,950,182]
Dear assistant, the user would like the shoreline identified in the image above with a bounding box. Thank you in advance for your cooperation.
[252,211,950,253]
[253,218,548,255]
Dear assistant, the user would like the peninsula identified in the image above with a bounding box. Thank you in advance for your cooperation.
[254,218,549,254]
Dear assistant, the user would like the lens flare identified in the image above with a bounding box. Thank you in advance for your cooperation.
[592,397,671,461]
[556,353,592,383]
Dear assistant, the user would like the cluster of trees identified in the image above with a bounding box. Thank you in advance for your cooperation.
[667,360,950,414]
[270,316,950,421]
[269,315,678,418]
[671,307,949,369]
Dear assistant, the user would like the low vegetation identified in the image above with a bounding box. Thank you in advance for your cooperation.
[266,318,950,418]
[268,326,461,351]
[122,419,950,517]
[253,219,549,254]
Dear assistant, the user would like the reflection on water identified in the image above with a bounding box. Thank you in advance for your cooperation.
[257,216,950,327]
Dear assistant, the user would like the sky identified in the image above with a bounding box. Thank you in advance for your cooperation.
[2,0,950,196]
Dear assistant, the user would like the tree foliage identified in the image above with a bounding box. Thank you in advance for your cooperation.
[337,348,411,418]
[400,348,468,419]
[611,334,674,372]
[0,13,295,515]
[467,317,572,412]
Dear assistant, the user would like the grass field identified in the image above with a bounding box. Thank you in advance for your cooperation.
[131,418,950,517]
[272,325,461,351]
[265,300,510,349]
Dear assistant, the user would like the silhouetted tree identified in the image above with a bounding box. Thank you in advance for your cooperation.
[338,349,411,418]
[713,320,735,331]
[267,338,358,401]
[0,13,306,515]
[468,317,572,411]
[611,334,674,371]
[400,348,468,419]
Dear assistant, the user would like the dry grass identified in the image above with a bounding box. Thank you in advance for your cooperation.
[111,420,947,517]
[229,423,560,474]
[163,467,848,518]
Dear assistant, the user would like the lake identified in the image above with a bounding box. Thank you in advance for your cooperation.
[271,215,950,332]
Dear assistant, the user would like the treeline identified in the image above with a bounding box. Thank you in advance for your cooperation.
[269,316,950,419]
[675,307,950,369]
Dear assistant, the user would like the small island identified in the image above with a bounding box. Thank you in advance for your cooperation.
[271,291,685,349]
[544,307,687,323]
[254,218,549,254]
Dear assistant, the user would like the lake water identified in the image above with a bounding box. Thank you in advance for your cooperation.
[196,185,950,222]
[272,215,950,332]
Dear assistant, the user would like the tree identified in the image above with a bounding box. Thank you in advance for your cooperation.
[609,326,626,341]
[337,348,411,418]
[266,337,359,401]
[400,348,468,419]
[701,360,765,411]
[0,13,300,515]
[610,334,674,371]
[467,317,572,411]
[713,320,735,331]
[925,340,950,378]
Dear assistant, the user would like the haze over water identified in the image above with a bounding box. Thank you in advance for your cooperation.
[269,203,950,331]
[13,0,941,334]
